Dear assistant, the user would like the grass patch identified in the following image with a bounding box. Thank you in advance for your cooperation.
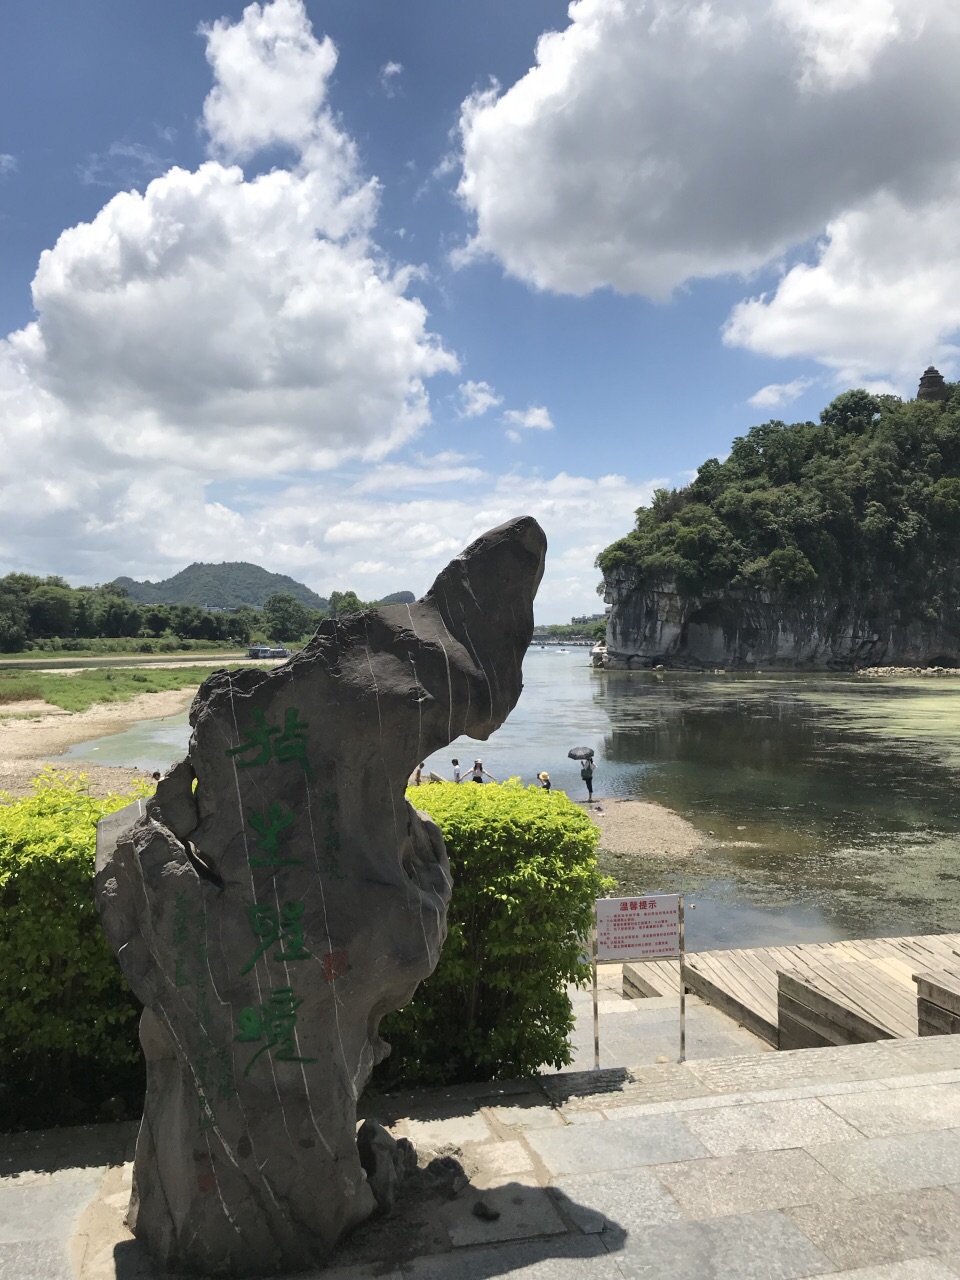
[0,677,43,705]
[0,666,228,714]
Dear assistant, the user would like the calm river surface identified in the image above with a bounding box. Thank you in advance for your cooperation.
[60,649,960,949]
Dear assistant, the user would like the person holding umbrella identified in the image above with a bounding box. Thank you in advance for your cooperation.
[568,746,595,800]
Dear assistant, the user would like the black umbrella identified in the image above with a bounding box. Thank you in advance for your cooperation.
[567,746,595,760]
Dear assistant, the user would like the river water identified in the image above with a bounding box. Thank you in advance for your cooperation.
[59,650,960,950]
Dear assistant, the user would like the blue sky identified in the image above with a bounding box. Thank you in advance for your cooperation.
[1,0,958,619]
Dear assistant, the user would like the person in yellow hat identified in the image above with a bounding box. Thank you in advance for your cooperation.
[537,771,551,790]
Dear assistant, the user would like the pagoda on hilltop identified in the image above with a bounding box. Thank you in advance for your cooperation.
[917,365,949,402]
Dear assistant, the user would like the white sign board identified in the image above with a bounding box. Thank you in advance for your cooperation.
[595,894,681,962]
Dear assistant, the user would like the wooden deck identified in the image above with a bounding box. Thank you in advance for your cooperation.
[622,958,682,1000]
[624,934,960,1048]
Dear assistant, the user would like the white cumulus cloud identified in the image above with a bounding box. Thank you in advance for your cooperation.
[457,379,503,418]
[154,469,661,619]
[379,61,404,96]
[0,154,17,177]
[0,0,457,571]
[0,443,658,620]
[747,377,815,409]
[351,458,486,493]
[773,0,914,90]
[725,182,960,386]
[455,0,960,307]
[203,0,339,162]
[503,406,554,431]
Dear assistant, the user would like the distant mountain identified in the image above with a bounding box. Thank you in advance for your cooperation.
[378,591,416,605]
[112,562,328,611]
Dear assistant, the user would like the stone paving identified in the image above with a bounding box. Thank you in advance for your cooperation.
[9,972,960,1279]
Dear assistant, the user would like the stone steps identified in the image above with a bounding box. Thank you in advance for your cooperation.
[540,1033,960,1116]
[370,1034,960,1129]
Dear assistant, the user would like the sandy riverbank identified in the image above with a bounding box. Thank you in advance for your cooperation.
[0,688,195,798]
[580,797,709,858]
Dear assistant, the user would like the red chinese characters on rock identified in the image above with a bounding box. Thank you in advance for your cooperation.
[321,950,350,982]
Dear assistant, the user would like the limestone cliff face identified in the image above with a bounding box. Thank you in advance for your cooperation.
[602,569,960,670]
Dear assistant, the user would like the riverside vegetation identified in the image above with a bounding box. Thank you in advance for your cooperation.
[599,383,960,615]
[0,774,608,1130]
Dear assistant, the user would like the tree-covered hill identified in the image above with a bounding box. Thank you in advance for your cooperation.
[112,562,328,611]
[598,383,960,615]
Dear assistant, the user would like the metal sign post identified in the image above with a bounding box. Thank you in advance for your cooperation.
[592,909,600,1071]
[592,892,685,1069]
[679,893,686,1064]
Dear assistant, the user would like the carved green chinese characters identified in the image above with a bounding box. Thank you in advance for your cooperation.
[248,801,300,867]
[235,987,318,1076]
[226,706,315,778]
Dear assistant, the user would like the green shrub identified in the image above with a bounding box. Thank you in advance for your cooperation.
[376,780,611,1088]
[0,770,148,1129]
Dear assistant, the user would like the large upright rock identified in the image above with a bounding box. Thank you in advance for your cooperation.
[95,517,545,1277]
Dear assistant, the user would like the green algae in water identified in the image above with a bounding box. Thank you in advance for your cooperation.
[597,672,960,942]
[792,679,960,767]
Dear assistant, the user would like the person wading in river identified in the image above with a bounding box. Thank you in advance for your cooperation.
[581,758,594,800]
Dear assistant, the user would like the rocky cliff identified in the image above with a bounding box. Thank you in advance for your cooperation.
[602,569,960,670]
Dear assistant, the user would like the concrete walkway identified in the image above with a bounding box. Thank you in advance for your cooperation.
[8,981,960,1279]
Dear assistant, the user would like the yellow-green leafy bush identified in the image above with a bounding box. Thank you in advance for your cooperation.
[376,780,611,1087]
[0,770,146,1128]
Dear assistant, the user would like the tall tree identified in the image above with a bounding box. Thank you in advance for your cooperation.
[27,586,76,638]
[328,590,364,619]
[262,594,311,643]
